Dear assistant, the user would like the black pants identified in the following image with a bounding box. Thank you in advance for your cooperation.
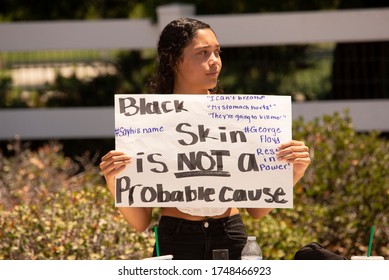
[153,214,247,260]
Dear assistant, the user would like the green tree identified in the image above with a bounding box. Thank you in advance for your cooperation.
[0,0,145,21]
[2,0,388,103]
[330,0,389,99]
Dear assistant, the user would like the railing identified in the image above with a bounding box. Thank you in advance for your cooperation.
[1,4,389,140]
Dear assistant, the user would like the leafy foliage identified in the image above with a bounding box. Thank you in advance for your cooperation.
[0,142,153,260]
[291,112,388,258]
[0,112,388,259]
[0,0,342,22]
[242,111,388,259]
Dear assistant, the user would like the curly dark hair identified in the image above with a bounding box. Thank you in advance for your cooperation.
[147,18,223,94]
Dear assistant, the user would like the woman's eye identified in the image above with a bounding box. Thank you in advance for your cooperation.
[198,49,221,56]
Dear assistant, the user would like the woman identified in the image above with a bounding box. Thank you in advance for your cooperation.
[100,18,311,260]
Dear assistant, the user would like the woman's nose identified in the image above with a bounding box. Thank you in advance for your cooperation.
[209,53,220,66]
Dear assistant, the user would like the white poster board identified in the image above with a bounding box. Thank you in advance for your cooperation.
[114,94,293,208]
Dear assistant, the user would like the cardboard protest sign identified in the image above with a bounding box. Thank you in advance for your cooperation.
[114,94,292,208]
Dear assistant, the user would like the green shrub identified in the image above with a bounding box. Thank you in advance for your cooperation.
[290,112,388,259]
[0,112,388,260]
[242,111,388,259]
[0,142,153,260]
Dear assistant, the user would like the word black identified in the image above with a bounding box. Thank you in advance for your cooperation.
[119,97,187,116]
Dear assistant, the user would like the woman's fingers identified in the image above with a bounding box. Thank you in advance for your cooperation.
[102,158,131,175]
[276,140,310,162]
[99,151,131,177]
[100,154,131,170]
[101,150,129,162]
[276,140,311,184]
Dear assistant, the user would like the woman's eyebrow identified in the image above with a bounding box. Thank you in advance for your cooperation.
[193,44,221,50]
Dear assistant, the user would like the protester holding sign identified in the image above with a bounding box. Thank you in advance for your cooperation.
[99,18,311,260]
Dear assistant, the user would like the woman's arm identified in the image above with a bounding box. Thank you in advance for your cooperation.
[246,140,311,219]
[100,150,153,232]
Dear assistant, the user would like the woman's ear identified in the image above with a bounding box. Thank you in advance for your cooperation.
[169,55,179,75]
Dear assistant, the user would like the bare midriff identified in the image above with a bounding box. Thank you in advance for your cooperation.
[160,207,240,221]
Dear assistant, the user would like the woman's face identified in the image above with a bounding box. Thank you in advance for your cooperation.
[174,28,222,94]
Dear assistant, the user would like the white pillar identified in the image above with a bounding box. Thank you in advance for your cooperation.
[156,3,196,32]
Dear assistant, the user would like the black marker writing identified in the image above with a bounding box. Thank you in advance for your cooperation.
[115,177,289,206]
[176,123,247,146]
[175,150,231,178]
[136,152,168,173]
[219,186,287,203]
[115,176,141,205]
[119,97,188,116]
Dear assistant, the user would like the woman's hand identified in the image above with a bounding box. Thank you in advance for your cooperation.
[99,150,131,192]
[99,151,152,232]
[276,140,311,185]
